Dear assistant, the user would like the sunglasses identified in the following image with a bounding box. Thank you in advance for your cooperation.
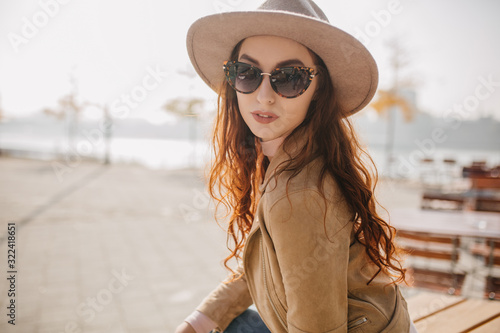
[223,61,318,98]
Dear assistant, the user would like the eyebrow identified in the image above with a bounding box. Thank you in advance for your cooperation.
[239,53,306,68]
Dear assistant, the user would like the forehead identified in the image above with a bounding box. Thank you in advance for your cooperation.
[238,35,314,67]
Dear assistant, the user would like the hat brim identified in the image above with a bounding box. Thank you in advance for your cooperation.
[186,10,378,115]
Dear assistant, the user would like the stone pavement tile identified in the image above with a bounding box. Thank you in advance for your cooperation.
[39,283,80,306]
[77,303,122,331]
[0,321,38,333]
[82,325,128,333]
[39,305,77,328]
[37,320,83,333]
[15,304,40,325]
[121,308,167,330]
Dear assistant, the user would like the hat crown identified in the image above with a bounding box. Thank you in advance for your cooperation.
[258,0,329,23]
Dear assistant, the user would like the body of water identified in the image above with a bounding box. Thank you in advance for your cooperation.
[1,117,499,180]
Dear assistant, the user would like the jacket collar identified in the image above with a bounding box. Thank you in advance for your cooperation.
[258,126,311,193]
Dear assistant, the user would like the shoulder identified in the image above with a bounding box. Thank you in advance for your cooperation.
[262,157,352,226]
[261,158,353,241]
[264,157,343,207]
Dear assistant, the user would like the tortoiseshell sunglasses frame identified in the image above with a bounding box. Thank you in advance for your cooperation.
[223,61,318,98]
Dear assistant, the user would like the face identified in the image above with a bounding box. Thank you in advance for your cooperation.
[235,36,318,142]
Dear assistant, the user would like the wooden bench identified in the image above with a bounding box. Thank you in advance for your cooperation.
[470,177,500,190]
[407,291,500,332]
[397,231,465,295]
[468,171,500,212]
[474,195,500,213]
[470,239,500,299]
[421,190,467,211]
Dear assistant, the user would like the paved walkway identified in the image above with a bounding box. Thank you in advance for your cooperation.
[0,156,426,332]
[0,157,232,332]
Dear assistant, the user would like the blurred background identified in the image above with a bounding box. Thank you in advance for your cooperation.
[1,0,499,332]
[0,0,499,173]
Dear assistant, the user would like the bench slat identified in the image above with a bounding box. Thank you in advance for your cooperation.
[406,291,465,322]
[415,299,500,332]
[469,315,500,332]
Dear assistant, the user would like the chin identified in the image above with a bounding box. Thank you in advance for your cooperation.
[253,130,280,142]
[249,126,285,142]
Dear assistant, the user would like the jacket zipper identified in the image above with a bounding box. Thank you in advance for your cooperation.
[347,317,368,329]
[261,237,288,331]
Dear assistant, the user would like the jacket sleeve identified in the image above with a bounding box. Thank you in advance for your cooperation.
[267,188,353,333]
[196,264,254,331]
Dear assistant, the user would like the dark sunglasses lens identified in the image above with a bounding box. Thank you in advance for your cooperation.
[272,68,310,97]
[227,63,261,93]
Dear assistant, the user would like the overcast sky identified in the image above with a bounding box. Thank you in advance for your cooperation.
[1,0,499,123]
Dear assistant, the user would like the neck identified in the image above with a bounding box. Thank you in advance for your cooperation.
[260,136,285,159]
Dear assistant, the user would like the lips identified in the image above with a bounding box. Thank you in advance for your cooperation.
[251,111,278,124]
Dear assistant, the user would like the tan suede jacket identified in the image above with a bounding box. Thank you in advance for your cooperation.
[197,131,410,332]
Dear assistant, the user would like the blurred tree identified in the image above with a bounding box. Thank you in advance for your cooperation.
[0,93,3,155]
[164,64,206,168]
[164,97,205,118]
[164,97,204,168]
[44,68,111,164]
[369,37,417,176]
[43,72,82,154]
[370,89,413,122]
[82,102,113,165]
[0,92,4,122]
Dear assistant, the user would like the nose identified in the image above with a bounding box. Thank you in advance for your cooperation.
[256,74,275,105]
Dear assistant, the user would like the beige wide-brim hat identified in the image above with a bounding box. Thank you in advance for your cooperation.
[186,0,378,115]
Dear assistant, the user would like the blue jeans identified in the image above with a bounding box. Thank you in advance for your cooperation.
[211,306,271,333]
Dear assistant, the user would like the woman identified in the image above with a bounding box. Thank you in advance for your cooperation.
[177,0,416,332]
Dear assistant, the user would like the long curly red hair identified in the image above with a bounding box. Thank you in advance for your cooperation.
[207,41,406,285]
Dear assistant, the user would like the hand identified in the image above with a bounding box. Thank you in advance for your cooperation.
[174,321,196,333]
